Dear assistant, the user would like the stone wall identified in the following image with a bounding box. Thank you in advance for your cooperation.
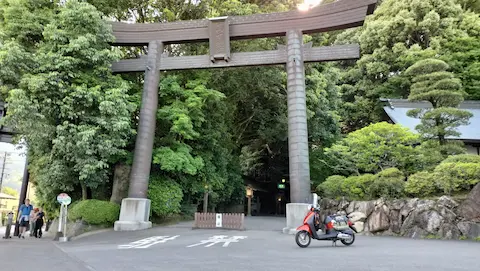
[49,219,108,239]
[319,183,480,240]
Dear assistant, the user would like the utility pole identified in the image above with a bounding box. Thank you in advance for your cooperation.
[0,152,7,191]
[14,158,29,237]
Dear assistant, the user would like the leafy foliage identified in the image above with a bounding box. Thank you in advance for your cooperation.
[334,0,479,132]
[68,200,120,225]
[1,0,479,217]
[405,171,438,197]
[3,0,135,202]
[406,59,472,147]
[148,176,183,218]
[316,175,346,200]
[324,122,420,174]
[442,37,480,99]
[1,186,18,197]
[442,154,480,164]
[317,168,405,200]
[370,168,406,199]
[340,174,376,200]
[434,160,480,195]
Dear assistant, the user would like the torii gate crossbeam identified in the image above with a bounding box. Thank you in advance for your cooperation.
[112,0,377,232]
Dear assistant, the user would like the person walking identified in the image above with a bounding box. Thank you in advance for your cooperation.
[17,199,33,239]
[29,208,38,237]
[33,208,45,238]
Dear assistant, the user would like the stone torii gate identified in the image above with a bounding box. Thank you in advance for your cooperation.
[112,0,377,231]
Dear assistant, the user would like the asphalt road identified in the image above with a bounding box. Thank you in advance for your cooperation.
[2,221,479,271]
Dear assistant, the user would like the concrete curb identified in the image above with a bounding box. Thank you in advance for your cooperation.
[282,227,298,235]
[69,228,113,241]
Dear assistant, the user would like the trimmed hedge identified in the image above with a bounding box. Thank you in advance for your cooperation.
[369,168,405,199]
[319,154,480,200]
[405,171,438,197]
[68,200,120,225]
[148,176,183,218]
[317,168,405,200]
[405,154,480,196]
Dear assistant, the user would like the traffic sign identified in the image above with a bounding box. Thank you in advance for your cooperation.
[57,193,71,205]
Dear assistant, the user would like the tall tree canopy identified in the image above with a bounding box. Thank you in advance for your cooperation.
[334,0,479,132]
[3,0,135,210]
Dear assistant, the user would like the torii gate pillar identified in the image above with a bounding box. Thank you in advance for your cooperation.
[286,30,311,204]
[114,41,163,231]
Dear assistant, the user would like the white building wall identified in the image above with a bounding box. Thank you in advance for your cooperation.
[465,144,479,155]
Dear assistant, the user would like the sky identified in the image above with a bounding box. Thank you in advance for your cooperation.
[0,142,27,193]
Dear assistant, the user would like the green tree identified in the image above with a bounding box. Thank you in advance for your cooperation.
[324,122,420,174]
[442,37,480,100]
[334,0,479,132]
[1,186,18,197]
[4,0,135,203]
[405,58,473,148]
[0,0,54,99]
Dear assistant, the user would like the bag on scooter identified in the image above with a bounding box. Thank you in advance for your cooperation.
[331,215,350,230]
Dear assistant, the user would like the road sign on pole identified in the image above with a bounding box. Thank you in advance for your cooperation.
[56,193,71,242]
[57,193,71,206]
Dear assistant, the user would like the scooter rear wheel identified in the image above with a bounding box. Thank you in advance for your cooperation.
[340,233,355,246]
[295,230,311,248]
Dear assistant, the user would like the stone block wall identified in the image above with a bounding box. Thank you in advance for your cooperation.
[319,183,480,240]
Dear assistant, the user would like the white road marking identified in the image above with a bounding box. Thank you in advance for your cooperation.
[118,235,180,249]
[187,235,247,248]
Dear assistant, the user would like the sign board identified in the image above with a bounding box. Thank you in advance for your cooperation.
[57,193,71,205]
[215,213,222,228]
[278,184,285,189]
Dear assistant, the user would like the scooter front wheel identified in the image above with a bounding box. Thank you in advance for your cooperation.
[340,233,355,246]
[295,230,311,248]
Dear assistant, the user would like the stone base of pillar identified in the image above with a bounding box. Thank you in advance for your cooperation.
[114,198,152,231]
[282,203,310,235]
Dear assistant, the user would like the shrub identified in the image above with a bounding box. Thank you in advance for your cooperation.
[341,174,375,200]
[316,175,345,199]
[68,200,120,225]
[148,176,183,218]
[434,162,480,195]
[370,168,405,199]
[442,154,480,164]
[405,171,438,197]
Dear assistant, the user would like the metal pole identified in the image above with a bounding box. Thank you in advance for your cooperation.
[57,205,63,233]
[247,196,252,216]
[14,158,29,237]
[0,152,6,190]
[62,204,68,240]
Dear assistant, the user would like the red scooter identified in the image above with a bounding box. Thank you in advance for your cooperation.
[295,205,357,248]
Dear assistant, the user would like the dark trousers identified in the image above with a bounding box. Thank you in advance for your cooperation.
[34,221,43,238]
